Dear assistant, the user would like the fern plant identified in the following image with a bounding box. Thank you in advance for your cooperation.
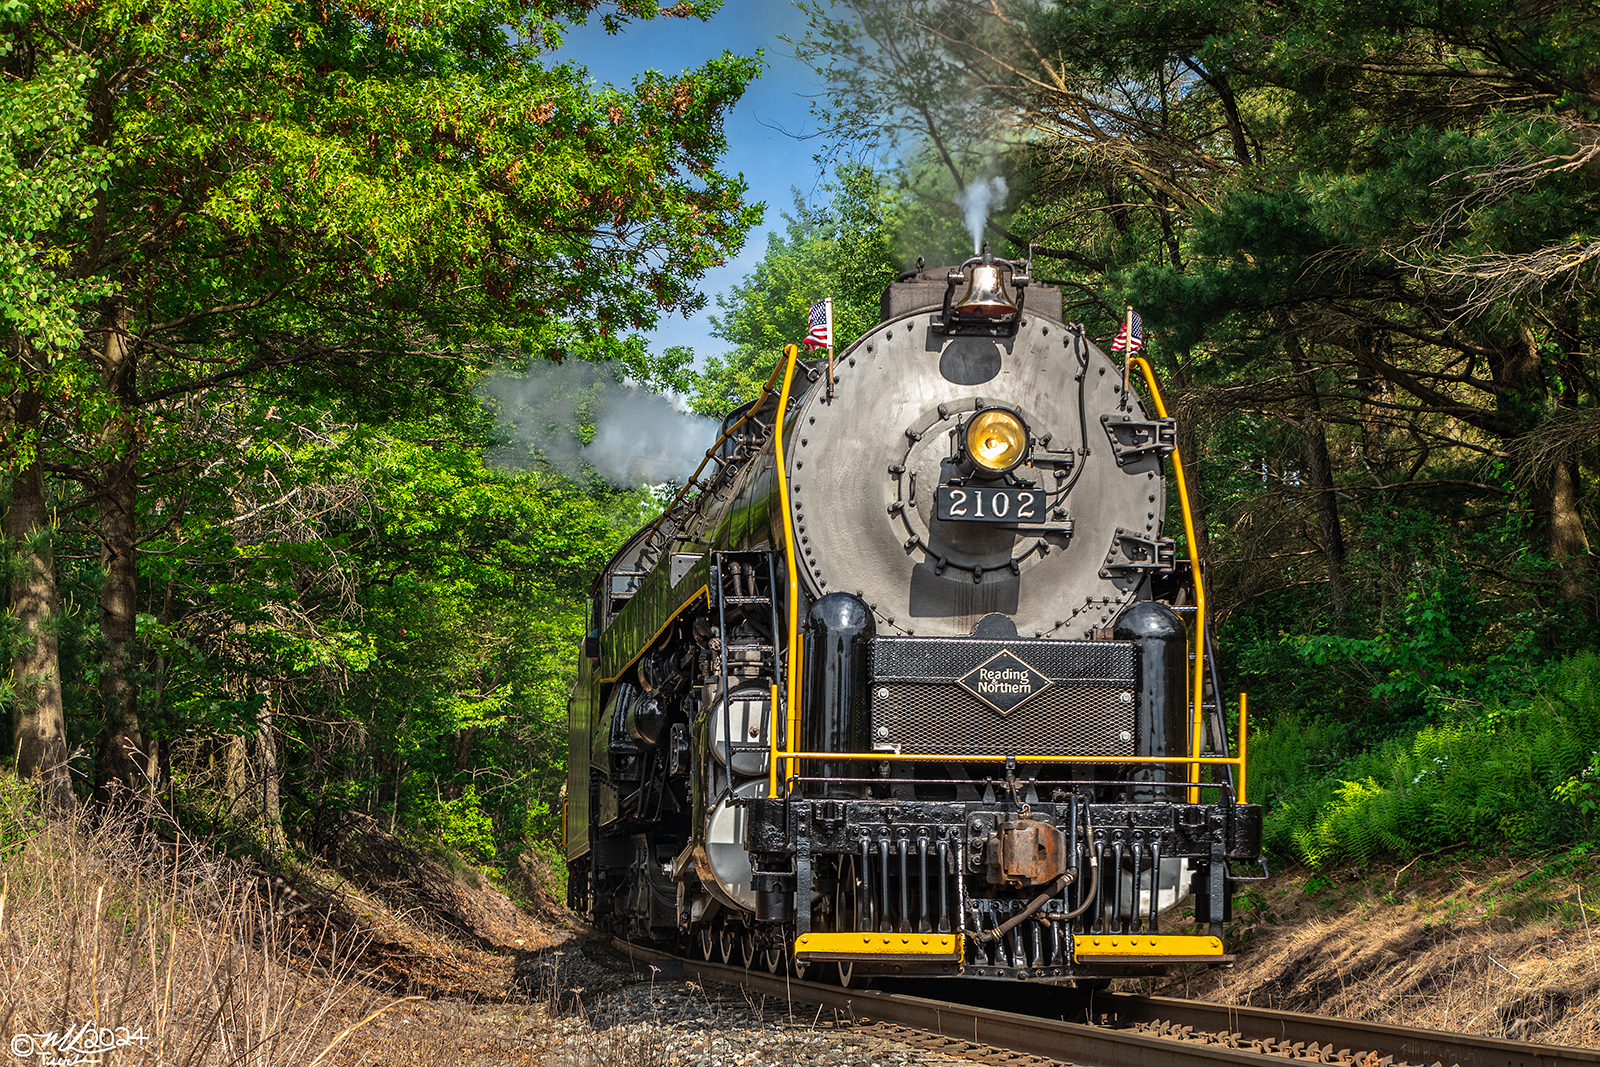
[1260,653,1600,869]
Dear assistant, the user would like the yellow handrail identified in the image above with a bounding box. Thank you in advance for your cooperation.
[1238,691,1249,804]
[1127,356,1208,803]
[773,750,1243,767]
[771,344,803,797]
[767,683,781,795]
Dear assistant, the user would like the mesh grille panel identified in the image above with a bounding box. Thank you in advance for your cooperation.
[874,683,1135,756]
[869,637,1139,757]
[873,637,1135,683]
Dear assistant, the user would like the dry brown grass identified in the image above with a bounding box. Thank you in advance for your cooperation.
[0,768,576,1066]
[0,779,409,1066]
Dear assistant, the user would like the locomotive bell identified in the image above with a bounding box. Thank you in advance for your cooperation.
[935,244,1031,336]
[952,260,1019,316]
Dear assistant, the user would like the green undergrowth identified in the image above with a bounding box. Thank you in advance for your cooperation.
[1249,652,1600,869]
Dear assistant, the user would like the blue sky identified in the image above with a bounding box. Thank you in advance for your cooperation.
[553,2,830,364]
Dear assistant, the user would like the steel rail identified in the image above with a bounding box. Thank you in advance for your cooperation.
[1088,992,1600,1067]
[614,940,1288,1067]
[611,939,1597,1067]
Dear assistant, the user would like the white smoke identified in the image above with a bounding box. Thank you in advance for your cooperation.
[958,176,1008,253]
[481,360,719,488]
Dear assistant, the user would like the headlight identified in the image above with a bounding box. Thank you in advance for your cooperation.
[965,409,1029,474]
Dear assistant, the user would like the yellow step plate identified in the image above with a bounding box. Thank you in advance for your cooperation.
[794,932,963,963]
[1073,933,1229,963]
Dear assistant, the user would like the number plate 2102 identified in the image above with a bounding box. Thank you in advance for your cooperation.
[934,486,1046,524]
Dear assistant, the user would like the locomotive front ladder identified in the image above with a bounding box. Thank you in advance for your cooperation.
[710,551,785,800]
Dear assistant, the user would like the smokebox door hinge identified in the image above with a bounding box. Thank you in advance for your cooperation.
[1099,528,1177,577]
[1100,415,1176,466]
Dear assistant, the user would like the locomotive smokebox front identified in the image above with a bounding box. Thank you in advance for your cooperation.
[787,254,1175,641]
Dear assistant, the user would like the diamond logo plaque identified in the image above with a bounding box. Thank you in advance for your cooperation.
[958,650,1051,717]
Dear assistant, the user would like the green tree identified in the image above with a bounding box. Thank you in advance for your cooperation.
[0,33,110,808]
[1083,0,1600,615]
[119,388,642,857]
[1,0,761,813]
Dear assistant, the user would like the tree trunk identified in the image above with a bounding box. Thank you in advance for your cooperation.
[1500,325,1591,605]
[257,681,286,852]
[93,440,145,804]
[225,730,252,821]
[1546,329,1593,607]
[1533,453,1591,601]
[93,311,148,807]
[1281,325,1350,630]
[5,408,73,813]
[224,681,287,852]
[1352,334,1398,475]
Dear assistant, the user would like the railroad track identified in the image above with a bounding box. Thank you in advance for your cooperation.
[611,939,1598,1067]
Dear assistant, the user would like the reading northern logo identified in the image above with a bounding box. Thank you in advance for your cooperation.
[957,650,1050,716]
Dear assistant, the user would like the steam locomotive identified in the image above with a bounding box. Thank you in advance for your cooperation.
[565,252,1263,983]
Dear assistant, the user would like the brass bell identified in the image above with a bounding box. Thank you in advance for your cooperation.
[953,260,1018,316]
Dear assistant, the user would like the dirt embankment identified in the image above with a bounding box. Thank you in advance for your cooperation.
[265,816,581,1064]
[1158,851,1600,1048]
[282,811,575,1000]
[0,803,584,1067]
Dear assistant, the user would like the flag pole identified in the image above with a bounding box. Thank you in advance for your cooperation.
[826,296,835,400]
[1121,304,1133,408]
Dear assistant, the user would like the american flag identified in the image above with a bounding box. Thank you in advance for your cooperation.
[1111,309,1143,353]
[802,299,831,350]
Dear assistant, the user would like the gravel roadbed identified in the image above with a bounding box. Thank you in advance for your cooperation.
[517,942,984,1067]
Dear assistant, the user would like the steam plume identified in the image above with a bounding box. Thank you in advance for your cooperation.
[958,176,1008,253]
[481,360,718,488]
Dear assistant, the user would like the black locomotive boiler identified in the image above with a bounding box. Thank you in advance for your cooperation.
[565,251,1263,983]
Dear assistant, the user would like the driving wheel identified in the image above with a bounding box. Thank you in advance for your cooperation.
[835,855,869,988]
[740,927,757,969]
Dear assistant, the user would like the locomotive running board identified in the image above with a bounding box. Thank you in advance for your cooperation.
[1072,933,1230,964]
[794,932,963,963]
